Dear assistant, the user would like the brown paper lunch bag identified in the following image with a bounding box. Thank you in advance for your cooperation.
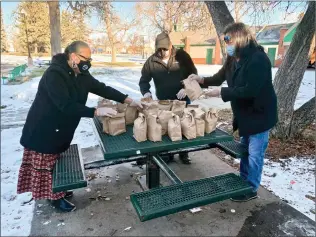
[168,114,182,141]
[98,104,117,132]
[98,98,116,108]
[158,100,172,111]
[183,78,203,101]
[187,104,200,109]
[97,102,117,124]
[142,100,159,117]
[133,113,147,142]
[141,97,153,103]
[125,105,139,125]
[102,117,111,133]
[180,111,196,140]
[171,100,186,117]
[191,108,206,137]
[107,113,126,136]
[97,100,117,123]
[116,103,127,113]
[147,114,162,142]
[204,108,218,133]
[157,110,173,135]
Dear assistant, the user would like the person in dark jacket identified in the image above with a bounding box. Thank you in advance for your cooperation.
[139,32,198,164]
[189,23,278,201]
[17,41,143,212]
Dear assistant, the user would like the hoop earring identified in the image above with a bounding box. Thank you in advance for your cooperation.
[72,61,77,68]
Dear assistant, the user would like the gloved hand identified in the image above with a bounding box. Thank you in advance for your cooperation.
[205,86,221,97]
[130,99,143,109]
[96,107,117,117]
[143,92,152,99]
[176,88,187,100]
[188,74,204,84]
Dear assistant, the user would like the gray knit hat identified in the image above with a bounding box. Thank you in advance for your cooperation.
[155,32,171,50]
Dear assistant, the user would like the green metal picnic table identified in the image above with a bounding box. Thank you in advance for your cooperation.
[53,116,250,221]
[86,117,252,221]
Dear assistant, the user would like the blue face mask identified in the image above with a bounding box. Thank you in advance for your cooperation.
[226,45,235,56]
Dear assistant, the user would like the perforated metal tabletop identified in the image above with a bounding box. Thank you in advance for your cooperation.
[92,117,233,160]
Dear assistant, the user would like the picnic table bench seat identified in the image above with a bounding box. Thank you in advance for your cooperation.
[131,171,252,221]
[52,144,87,193]
[2,64,27,84]
[215,140,248,158]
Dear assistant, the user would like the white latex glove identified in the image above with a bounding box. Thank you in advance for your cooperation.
[96,107,117,117]
[143,92,152,98]
[176,88,187,100]
[188,74,204,84]
[205,87,221,97]
[130,99,143,109]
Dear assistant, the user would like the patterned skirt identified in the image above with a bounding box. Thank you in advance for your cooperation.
[17,148,65,200]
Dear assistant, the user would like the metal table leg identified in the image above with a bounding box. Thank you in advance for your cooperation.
[146,154,160,189]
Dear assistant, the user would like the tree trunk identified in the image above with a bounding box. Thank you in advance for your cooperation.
[111,46,117,63]
[272,1,316,139]
[234,1,240,22]
[289,97,315,137]
[204,1,234,62]
[48,1,62,56]
[34,43,38,54]
[103,2,116,63]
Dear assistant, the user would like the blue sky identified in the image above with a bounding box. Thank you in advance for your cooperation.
[1,1,136,30]
[2,1,305,32]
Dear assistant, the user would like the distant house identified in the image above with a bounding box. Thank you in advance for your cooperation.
[170,22,314,67]
[256,23,296,67]
[169,29,223,65]
[169,25,261,65]
[257,21,316,67]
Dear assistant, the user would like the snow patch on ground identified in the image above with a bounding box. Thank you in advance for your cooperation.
[1,127,35,236]
[262,157,315,221]
[278,218,315,236]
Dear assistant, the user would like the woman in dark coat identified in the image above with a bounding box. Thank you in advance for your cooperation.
[17,41,142,212]
[189,23,278,201]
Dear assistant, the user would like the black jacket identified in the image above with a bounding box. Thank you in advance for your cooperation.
[203,43,278,137]
[20,53,128,154]
[139,47,197,100]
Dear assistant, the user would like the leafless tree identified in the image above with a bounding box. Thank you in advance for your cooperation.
[205,1,315,139]
[91,1,138,63]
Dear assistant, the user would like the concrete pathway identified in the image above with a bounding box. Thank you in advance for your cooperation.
[30,147,315,236]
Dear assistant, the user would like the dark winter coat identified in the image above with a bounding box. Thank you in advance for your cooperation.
[20,53,128,154]
[202,43,278,137]
[139,47,197,100]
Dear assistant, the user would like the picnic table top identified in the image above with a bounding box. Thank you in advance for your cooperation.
[92,117,233,160]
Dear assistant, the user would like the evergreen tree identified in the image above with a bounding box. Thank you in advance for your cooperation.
[1,7,8,52]
[15,2,50,53]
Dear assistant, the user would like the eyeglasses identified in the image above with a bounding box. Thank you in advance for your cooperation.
[77,54,93,62]
[223,35,231,43]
